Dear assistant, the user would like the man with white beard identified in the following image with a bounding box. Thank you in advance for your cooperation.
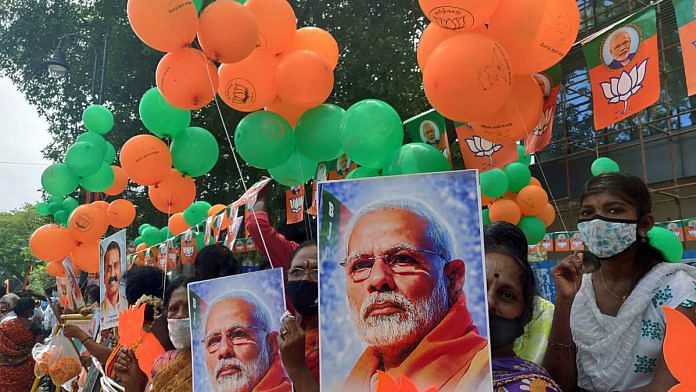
[340,199,491,391]
[202,291,291,392]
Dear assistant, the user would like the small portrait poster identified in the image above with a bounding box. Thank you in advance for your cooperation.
[100,230,128,329]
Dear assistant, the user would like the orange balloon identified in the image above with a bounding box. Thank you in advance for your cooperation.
[246,0,297,54]
[481,194,495,207]
[529,177,542,187]
[515,185,549,216]
[156,47,219,110]
[539,203,556,227]
[419,0,500,31]
[276,50,334,109]
[417,23,460,71]
[71,240,100,274]
[283,27,339,70]
[68,204,109,243]
[198,0,258,64]
[208,204,231,228]
[46,261,66,278]
[120,135,172,186]
[265,98,307,127]
[489,199,521,224]
[104,166,128,196]
[471,75,543,144]
[148,169,196,214]
[423,33,513,122]
[126,0,198,52]
[487,0,579,74]
[29,224,77,263]
[168,213,190,236]
[107,199,137,229]
[92,200,109,214]
[218,52,278,112]
[501,192,517,201]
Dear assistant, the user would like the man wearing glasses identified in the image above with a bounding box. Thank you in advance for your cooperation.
[341,200,491,391]
[202,291,291,392]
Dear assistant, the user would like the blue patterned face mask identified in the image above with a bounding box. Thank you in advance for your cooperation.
[577,216,638,259]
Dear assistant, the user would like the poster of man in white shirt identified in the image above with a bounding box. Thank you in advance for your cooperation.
[100,230,128,329]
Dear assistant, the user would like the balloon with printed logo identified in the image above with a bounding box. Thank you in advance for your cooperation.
[417,23,460,71]
[126,0,198,52]
[104,166,128,196]
[648,227,684,263]
[235,111,296,169]
[71,240,100,273]
[480,168,509,199]
[142,226,162,246]
[42,163,80,197]
[265,98,306,127]
[104,142,116,164]
[339,99,404,169]
[487,0,579,74]
[65,142,103,177]
[246,0,297,54]
[515,185,549,216]
[139,87,191,139]
[284,27,339,70]
[295,104,345,162]
[29,224,77,262]
[218,52,278,112]
[518,216,546,244]
[423,33,513,122]
[591,157,620,176]
[346,167,380,179]
[68,204,109,242]
[383,143,450,176]
[46,261,66,278]
[419,0,500,31]
[268,150,318,187]
[184,201,212,226]
[36,202,51,217]
[168,213,190,236]
[81,163,115,192]
[197,0,258,63]
[148,169,196,214]
[276,50,334,109]
[76,132,107,157]
[156,47,219,110]
[120,135,172,186]
[489,199,521,225]
[82,104,114,135]
[539,203,556,227]
[171,126,219,177]
[504,162,532,192]
[107,199,136,229]
[208,204,231,228]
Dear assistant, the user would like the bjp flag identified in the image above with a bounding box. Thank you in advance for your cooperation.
[583,7,660,130]
[285,186,305,224]
[455,122,517,171]
[526,64,562,154]
[404,110,453,167]
[674,0,696,96]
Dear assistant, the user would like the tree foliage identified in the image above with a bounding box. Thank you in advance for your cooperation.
[0,204,48,287]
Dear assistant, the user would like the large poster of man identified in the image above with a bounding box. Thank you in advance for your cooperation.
[188,269,292,392]
[318,171,492,391]
[100,229,127,329]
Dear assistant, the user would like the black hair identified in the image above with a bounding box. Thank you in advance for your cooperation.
[14,297,35,319]
[194,244,241,281]
[276,214,317,244]
[164,276,195,310]
[289,240,317,266]
[484,222,536,328]
[123,266,164,306]
[85,284,100,304]
[106,241,120,254]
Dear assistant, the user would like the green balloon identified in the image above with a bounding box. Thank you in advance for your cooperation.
[591,157,620,176]
[82,104,114,135]
[49,195,63,204]
[184,201,212,226]
[339,99,403,169]
[62,197,79,213]
[346,167,380,179]
[66,141,103,177]
[54,210,68,226]
[142,227,162,246]
[76,132,107,158]
[139,224,154,236]
[194,0,203,12]
[382,143,449,176]
[504,162,532,193]
[482,209,491,225]
[648,227,683,263]
[104,142,116,164]
[295,104,345,162]
[517,144,531,166]
[36,202,51,217]
[268,151,318,187]
[134,236,144,246]
[195,231,205,249]
[80,163,115,192]
[161,227,172,241]
[480,168,509,199]
[139,87,191,138]
[48,202,62,214]
[235,111,296,169]
[171,127,219,177]
[42,164,79,197]
[518,216,546,245]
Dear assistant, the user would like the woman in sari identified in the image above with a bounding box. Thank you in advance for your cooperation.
[485,222,561,392]
[0,297,43,392]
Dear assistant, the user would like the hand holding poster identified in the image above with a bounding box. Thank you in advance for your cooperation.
[100,230,128,329]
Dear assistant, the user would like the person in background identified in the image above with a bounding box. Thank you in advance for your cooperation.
[0,297,44,391]
[544,173,696,392]
[0,294,19,324]
[42,297,59,336]
[484,222,560,391]
[31,300,43,329]
[277,241,319,392]
[194,244,241,281]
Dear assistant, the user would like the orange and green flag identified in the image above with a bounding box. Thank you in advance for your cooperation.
[673,0,696,96]
[454,121,517,171]
[583,7,660,130]
[526,64,562,154]
[403,109,453,168]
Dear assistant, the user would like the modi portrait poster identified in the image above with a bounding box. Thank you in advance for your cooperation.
[188,268,292,392]
[318,170,492,391]
[100,229,127,329]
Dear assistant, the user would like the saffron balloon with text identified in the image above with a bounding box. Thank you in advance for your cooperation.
[419,0,500,31]
[126,0,198,52]
[246,0,297,54]
[120,135,172,186]
[107,199,136,229]
[218,52,278,112]
[68,204,109,243]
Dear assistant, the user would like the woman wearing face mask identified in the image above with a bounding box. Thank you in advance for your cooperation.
[485,222,561,391]
[544,173,696,392]
[277,241,319,392]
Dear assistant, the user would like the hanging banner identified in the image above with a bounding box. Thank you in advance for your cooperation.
[319,154,357,180]
[403,109,453,167]
[286,186,305,224]
[166,239,179,271]
[656,220,685,241]
[307,180,319,216]
[583,7,660,130]
[455,122,518,171]
[526,64,562,154]
[554,232,571,252]
[674,0,696,96]
[684,218,696,241]
[570,231,585,251]
[180,230,197,265]
[541,233,554,252]
[224,215,244,250]
[100,230,128,330]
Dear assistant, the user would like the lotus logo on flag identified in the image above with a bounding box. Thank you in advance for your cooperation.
[533,108,553,137]
[465,136,502,165]
[600,59,648,112]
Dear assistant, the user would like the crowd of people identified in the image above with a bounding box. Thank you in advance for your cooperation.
[1,173,695,392]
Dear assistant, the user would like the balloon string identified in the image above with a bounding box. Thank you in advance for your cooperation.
[533,152,574,254]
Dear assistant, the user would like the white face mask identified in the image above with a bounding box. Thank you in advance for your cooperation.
[577,216,638,259]
[168,318,191,350]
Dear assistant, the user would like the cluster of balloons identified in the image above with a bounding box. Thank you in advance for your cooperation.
[417,0,579,145]
[480,146,554,244]
[36,196,79,226]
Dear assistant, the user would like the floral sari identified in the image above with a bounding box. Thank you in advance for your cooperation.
[0,318,37,392]
[493,357,561,392]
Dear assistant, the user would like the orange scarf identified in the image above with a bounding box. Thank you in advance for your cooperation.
[252,355,292,392]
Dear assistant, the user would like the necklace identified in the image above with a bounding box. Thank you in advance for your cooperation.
[599,268,638,301]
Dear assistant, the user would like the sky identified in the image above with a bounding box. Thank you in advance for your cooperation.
[0,76,52,212]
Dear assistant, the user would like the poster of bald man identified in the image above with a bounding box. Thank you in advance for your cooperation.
[188,268,292,392]
[318,170,492,391]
